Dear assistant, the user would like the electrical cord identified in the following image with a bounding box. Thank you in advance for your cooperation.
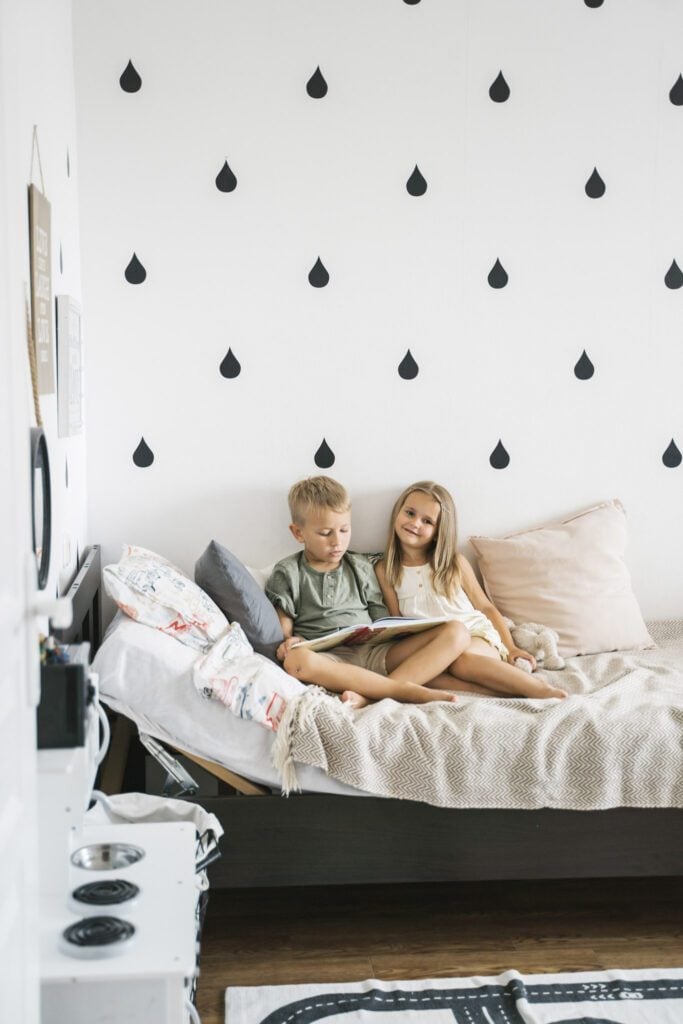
[185,997,202,1024]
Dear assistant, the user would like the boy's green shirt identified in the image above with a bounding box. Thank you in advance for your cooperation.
[266,551,389,641]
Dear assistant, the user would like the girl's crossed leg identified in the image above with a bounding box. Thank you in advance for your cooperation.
[283,620,469,707]
[430,636,567,700]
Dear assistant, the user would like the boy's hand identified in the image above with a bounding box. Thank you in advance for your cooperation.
[277,636,306,661]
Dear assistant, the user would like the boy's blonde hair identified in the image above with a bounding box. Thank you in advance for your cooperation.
[384,481,461,599]
[288,476,350,525]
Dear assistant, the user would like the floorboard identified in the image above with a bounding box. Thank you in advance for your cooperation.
[195,876,683,1024]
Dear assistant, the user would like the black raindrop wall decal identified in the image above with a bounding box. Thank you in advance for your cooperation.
[219,348,241,378]
[664,259,683,289]
[308,257,329,287]
[314,438,335,468]
[66,148,70,177]
[489,71,510,103]
[585,167,606,198]
[125,253,146,284]
[488,259,508,288]
[398,350,419,379]
[662,439,682,467]
[403,0,422,5]
[406,165,427,196]
[133,437,154,468]
[306,67,328,99]
[215,161,237,192]
[59,243,63,274]
[120,60,142,93]
[574,350,595,380]
[489,440,510,469]
[669,75,683,106]
[584,0,604,7]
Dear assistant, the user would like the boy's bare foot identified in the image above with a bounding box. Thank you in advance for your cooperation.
[341,690,370,710]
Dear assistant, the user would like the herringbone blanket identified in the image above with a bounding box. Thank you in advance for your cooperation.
[272,620,683,809]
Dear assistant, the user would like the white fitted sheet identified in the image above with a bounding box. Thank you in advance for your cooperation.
[93,614,361,796]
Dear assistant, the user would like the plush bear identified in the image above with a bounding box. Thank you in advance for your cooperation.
[504,619,566,671]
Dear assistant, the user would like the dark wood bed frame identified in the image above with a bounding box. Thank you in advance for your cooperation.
[57,546,683,889]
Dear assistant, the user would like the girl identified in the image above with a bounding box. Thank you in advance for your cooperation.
[375,482,567,701]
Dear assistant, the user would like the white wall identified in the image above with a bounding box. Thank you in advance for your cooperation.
[2,0,87,597]
[74,0,683,617]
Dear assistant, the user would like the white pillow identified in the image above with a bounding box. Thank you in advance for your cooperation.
[246,563,276,591]
[103,544,228,652]
[470,500,653,658]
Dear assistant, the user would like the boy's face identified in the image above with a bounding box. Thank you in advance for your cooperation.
[290,507,352,568]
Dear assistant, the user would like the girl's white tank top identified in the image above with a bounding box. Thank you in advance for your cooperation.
[394,564,505,652]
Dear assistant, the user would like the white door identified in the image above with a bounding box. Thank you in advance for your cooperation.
[0,59,40,1024]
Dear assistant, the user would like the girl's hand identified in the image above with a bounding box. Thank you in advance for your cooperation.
[508,646,536,671]
[277,636,305,661]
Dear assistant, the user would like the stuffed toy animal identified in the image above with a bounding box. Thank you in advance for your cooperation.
[504,619,566,671]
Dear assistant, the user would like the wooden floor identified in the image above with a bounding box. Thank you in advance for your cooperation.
[195,876,683,1024]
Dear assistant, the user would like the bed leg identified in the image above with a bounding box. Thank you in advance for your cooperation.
[99,713,135,794]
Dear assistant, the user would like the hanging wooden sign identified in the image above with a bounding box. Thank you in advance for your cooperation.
[28,183,54,394]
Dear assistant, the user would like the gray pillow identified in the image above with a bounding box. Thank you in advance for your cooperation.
[195,540,283,662]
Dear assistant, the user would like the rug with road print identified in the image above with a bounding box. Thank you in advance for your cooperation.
[226,969,683,1024]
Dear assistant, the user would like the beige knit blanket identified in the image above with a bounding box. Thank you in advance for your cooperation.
[272,620,683,809]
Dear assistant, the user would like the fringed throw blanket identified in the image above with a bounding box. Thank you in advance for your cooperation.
[272,620,683,810]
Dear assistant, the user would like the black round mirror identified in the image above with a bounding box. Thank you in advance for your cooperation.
[30,427,52,590]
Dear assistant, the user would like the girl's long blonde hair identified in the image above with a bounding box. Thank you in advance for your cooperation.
[384,481,461,599]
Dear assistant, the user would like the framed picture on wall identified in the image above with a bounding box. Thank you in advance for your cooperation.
[56,295,83,437]
[28,183,55,394]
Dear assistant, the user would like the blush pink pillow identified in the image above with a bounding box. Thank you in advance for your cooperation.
[470,500,653,658]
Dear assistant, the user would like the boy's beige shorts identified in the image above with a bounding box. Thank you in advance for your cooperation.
[320,640,394,676]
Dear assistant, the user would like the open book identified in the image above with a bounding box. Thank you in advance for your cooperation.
[291,616,448,653]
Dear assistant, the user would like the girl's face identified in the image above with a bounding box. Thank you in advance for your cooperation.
[395,491,441,555]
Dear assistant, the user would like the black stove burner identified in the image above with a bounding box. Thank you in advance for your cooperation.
[63,916,135,948]
[72,879,140,906]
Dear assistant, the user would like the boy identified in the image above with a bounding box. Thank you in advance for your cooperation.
[266,476,468,705]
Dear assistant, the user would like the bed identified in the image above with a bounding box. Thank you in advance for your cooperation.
[58,545,683,890]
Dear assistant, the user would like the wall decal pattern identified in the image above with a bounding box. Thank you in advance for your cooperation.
[664,260,683,289]
[489,441,510,470]
[215,161,237,192]
[220,348,241,378]
[73,1,683,617]
[669,75,683,106]
[489,71,510,103]
[132,437,154,468]
[124,252,146,284]
[308,257,329,287]
[398,350,419,379]
[585,167,606,198]
[119,60,142,93]
[314,438,335,468]
[662,440,682,468]
[488,259,508,288]
[574,351,595,380]
[306,67,327,98]
[406,165,427,196]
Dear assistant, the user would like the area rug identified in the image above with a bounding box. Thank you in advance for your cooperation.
[226,969,683,1023]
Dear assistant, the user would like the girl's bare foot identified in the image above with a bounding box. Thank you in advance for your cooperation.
[406,683,458,704]
[529,681,568,699]
[341,690,370,709]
